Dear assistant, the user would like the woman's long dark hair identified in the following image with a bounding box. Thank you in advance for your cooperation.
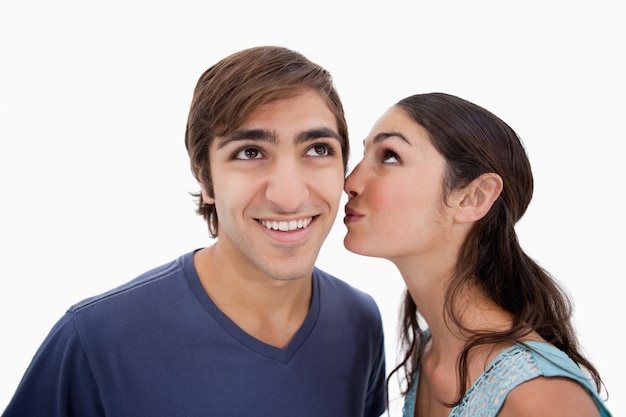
[387,93,604,406]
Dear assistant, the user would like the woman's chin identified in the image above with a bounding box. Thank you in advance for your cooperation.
[343,235,381,258]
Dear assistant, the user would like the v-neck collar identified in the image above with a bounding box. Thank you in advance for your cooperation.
[182,250,319,363]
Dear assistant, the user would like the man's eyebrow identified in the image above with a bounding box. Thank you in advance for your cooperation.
[216,129,276,149]
[372,132,411,145]
[295,127,342,144]
[218,127,341,149]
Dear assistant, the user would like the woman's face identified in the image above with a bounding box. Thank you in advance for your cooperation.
[343,106,454,263]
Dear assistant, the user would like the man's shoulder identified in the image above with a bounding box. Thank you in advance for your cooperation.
[313,266,380,310]
[313,266,363,292]
[68,251,194,316]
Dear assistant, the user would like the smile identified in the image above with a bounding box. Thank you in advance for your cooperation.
[259,217,313,231]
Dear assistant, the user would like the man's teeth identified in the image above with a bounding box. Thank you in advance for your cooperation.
[260,218,313,231]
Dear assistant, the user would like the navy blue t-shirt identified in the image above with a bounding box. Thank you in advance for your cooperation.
[3,250,386,417]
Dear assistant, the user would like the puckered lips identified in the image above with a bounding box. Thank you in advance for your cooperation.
[343,206,363,224]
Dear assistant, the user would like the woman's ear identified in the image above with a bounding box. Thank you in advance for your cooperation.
[454,173,503,223]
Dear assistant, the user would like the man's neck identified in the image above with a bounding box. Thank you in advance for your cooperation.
[193,245,313,348]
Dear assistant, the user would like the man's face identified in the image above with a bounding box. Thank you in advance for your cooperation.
[202,89,345,281]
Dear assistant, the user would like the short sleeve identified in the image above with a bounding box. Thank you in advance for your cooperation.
[2,312,104,417]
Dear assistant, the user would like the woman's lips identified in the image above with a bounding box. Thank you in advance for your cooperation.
[343,206,363,224]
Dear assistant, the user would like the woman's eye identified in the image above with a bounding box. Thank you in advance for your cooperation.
[234,147,262,160]
[382,150,399,163]
[305,143,334,157]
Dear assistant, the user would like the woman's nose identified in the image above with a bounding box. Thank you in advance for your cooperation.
[344,162,365,198]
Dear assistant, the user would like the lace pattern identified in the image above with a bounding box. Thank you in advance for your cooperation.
[450,345,539,416]
[403,344,540,417]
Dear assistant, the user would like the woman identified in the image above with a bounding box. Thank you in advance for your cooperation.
[343,93,611,417]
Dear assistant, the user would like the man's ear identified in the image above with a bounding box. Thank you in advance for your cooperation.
[197,170,215,205]
[454,173,503,223]
[199,182,215,205]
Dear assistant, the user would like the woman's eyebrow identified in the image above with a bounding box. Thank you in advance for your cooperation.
[372,131,411,145]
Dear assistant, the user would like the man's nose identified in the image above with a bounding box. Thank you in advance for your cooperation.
[265,159,310,212]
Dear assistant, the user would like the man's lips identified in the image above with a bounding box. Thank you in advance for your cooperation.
[258,217,314,231]
[256,216,318,244]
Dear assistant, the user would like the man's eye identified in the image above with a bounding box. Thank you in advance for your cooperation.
[234,147,262,160]
[305,143,334,157]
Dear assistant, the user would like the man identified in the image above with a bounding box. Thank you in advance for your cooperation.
[3,46,386,417]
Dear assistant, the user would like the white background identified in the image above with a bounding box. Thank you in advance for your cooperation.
[1,1,624,415]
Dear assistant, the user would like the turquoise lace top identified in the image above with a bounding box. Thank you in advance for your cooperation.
[402,341,612,417]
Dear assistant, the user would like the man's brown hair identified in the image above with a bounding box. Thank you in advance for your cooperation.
[185,46,349,237]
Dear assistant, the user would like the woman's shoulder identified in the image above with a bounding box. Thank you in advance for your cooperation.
[448,340,609,417]
[498,374,602,417]
[492,341,610,417]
